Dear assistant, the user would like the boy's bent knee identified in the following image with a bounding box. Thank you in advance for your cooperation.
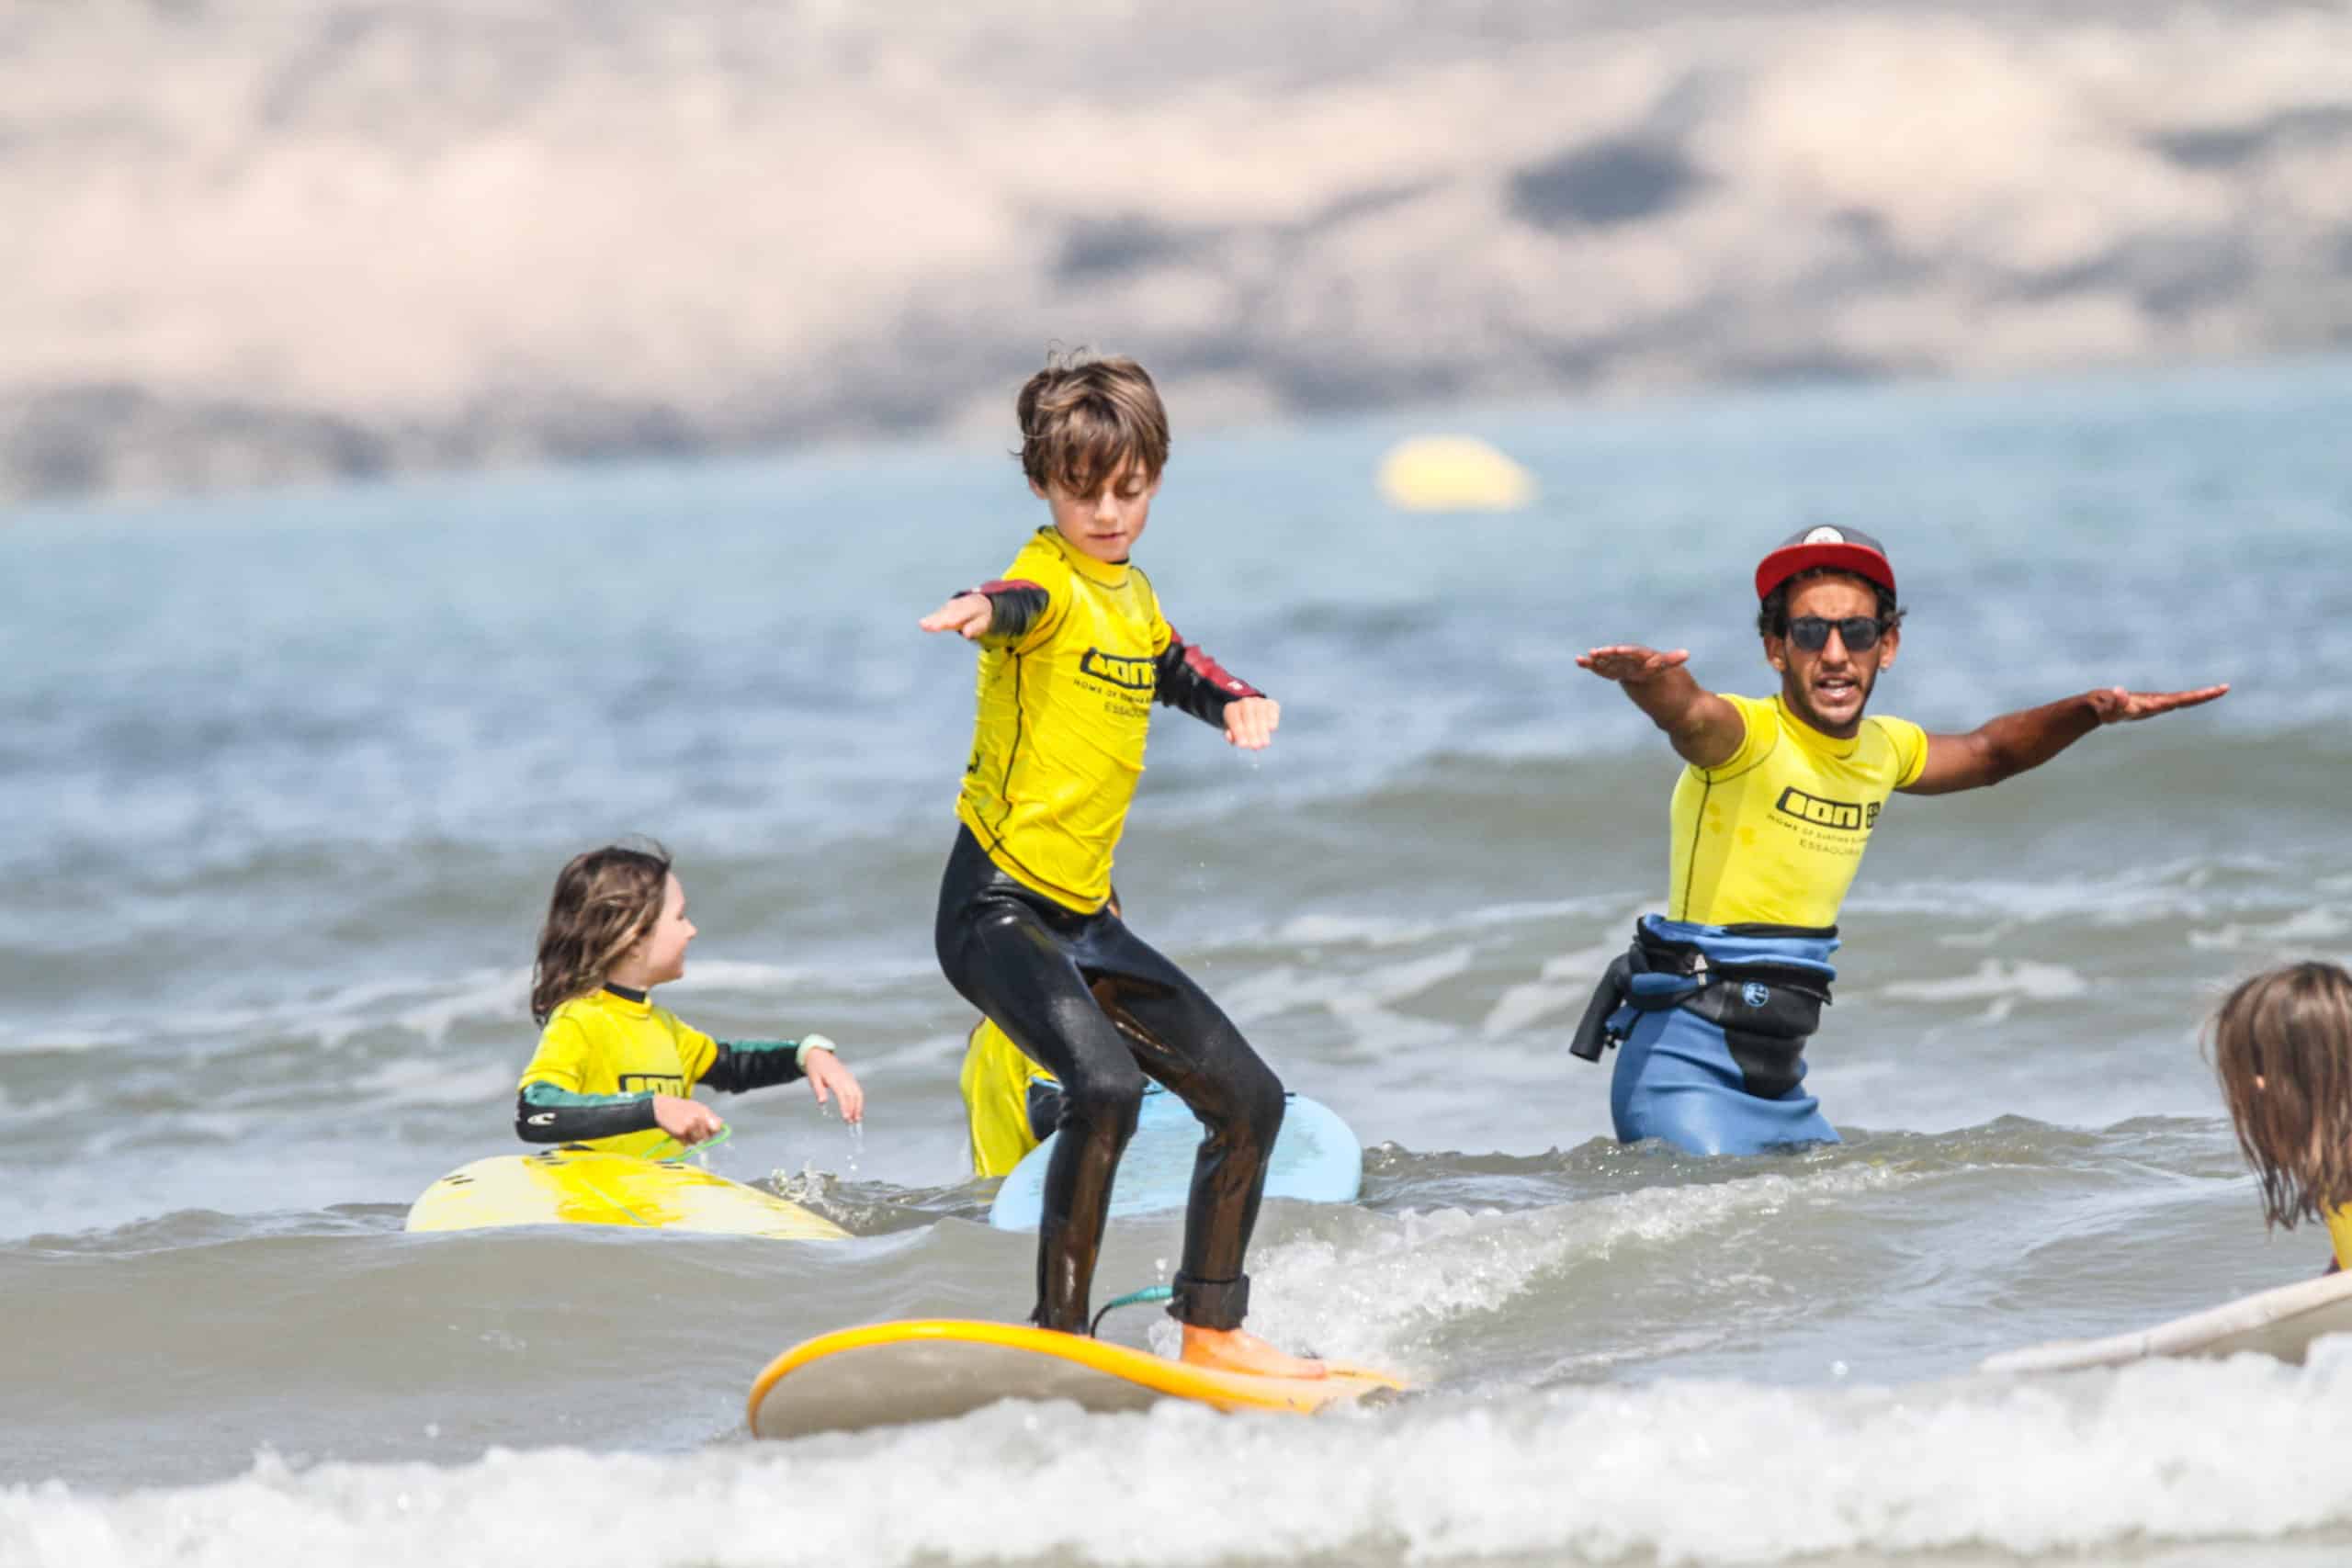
[1181,1055,1284,1148]
[1237,1059,1285,1145]
[1060,1067,1147,1139]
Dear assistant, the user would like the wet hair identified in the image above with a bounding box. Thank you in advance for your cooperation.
[1015,350,1170,498]
[530,841,673,1025]
[2208,961,2352,1231]
[1758,566,1905,641]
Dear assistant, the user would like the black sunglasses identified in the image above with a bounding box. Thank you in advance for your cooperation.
[1783,615,1888,652]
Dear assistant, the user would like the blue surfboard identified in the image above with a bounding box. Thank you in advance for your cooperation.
[987,1086,1363,1231]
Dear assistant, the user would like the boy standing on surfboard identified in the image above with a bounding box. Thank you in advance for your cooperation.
[920,352,1321,1379]
[1572,526,2226,1156]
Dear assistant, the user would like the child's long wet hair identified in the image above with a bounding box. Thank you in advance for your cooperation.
[2209,960,2352,1229]
[531,841,673,1025]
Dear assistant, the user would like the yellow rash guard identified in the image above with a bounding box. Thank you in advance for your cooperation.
[1667,692,1929,928]
[2328,1205,2352,1271]
[515,987,756,1158]
[960,1018,1057,1178]
[953,526,1258,912]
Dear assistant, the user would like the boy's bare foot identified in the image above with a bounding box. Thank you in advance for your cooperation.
[1180,1325,1328,1379]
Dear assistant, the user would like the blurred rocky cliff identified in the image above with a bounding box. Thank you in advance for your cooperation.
[5,0,2348,500]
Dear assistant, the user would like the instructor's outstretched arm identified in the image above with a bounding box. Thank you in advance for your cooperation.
[1577,644,1747,769]
[1902,683,2230,795]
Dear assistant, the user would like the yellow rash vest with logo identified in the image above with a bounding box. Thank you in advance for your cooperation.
[954,526,1261,913]
[1668,692,1928,928]
[514,986,825,1156]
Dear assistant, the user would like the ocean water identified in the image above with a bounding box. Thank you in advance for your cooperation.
[4,355,2350,1567]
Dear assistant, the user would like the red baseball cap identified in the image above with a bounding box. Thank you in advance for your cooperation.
[1754,525,1895,602]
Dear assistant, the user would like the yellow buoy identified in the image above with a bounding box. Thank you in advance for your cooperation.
[1376,435,1536,512]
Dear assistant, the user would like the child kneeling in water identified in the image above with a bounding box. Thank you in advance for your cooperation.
[516,842,864,1154]
[2210,960,2352,1270]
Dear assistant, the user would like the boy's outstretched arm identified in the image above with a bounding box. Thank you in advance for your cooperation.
[919,581,1051,643]
[1155,627,1278,750]
[1577,645,1746,769]
[1901,682,2229,795]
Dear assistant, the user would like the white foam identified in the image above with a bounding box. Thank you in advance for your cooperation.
[1479,941,1621,1037]
[1317,946,1474,1054]
[660,958,820,995]
[351,1059,515,1111]
[388,969,529,1049]
[1879,958,2091,1009]
[1237,1165,1916,1369]
[0,969,526,1057]
[0,1030,115,1055]
[1208,963,1323,1026]
[0,947,938,1062]
[1195,945,1476,1049]
[1265,895,1630,955]
[0,1079,99,1129]
[1849,860,2290,928]
[12,1347,2352,1567]
[1270,910,1448,948]
[2188,907,2352,953]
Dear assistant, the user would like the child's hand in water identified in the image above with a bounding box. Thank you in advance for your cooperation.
[652,1094,726,1145]
[800,1042,865,1123]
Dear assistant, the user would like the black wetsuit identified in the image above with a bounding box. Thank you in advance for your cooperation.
[936,826,1283,1333]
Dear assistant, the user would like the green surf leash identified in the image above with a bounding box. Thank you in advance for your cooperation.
[640,1125,733,1164]
[1089,1284,1174,1338]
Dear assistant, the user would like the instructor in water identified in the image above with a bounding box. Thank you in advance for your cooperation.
[1572,525,2227,1156]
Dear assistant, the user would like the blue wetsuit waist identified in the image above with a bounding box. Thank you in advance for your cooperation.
[1570,917,1838,1066]
[1580,918,1848,1155]
[1636,916,1838,974]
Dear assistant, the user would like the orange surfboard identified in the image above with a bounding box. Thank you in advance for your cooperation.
[748,1318,1406,1438]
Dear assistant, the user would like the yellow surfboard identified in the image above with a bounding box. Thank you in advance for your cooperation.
[747,1319,1406,1438]
[405,1148,850,1242]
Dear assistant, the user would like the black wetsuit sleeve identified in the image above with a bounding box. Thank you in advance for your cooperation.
[697,1041,809,1094]
[514,1082,662,1144]
[963,579,1050,645]
[1155,625,1266,728]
